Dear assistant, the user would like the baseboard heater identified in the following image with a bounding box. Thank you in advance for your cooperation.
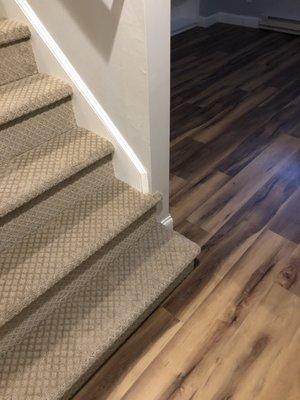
[259,16,300,35]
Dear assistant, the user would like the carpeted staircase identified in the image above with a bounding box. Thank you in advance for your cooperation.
[0,18,200,400]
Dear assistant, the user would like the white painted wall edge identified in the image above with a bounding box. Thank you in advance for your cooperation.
[14,0,149,193]
[198,12,259,29]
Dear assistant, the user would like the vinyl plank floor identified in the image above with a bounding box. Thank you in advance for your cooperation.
[74,24,300,400]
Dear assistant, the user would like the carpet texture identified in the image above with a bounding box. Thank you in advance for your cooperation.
[0,18,200,400]
[0,127,114,216]
[0,18,30,45]
[0,73,72,125]
[0,99,76,162]
[0,178,160,327]
[0,39,37,86]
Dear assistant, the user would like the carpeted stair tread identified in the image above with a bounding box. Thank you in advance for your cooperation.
[0,18,30,46]
[0,217,200,400]
[0,73,72,125]
[0,127,114,217]
[0,100,76,162]
[0,161,115,252]
[0,39,38,86]
[0,178,160,328]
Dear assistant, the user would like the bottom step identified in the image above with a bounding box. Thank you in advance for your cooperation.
[0,217,199,400]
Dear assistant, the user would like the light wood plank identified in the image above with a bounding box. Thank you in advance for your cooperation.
[121,231,295,399]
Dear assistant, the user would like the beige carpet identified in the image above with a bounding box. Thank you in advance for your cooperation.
[0,127,114,216]
[0,18,200,400]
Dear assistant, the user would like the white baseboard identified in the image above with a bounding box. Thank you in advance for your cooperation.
[161,214,174,230]
[198,14,219,28]
[11,0,149,193]
[171,22,198,36]
[219,12,259,29]
[197,12,259,29]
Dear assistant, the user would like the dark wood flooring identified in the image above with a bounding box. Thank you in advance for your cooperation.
[74,24,300,400]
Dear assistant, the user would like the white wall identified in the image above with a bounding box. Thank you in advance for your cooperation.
[1,0,171,220]
[200,0,300,20]
[171,0,199,34]
[28,0,152,180]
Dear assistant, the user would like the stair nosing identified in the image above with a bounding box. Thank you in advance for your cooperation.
[0,19,31,46]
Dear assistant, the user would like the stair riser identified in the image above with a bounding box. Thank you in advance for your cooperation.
[0,208,157,355]
[0,99,76,163]
[0,40,37,86]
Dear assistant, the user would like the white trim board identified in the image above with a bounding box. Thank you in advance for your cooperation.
[198,12,259,29]
[198,14,219,28]
[219,12,259,28]
[171,22,198,36]
[161,214,173,230]
[13,0,149,193]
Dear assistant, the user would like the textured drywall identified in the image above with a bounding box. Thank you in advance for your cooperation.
[27,0,151,169]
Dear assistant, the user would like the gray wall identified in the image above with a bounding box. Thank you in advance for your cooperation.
[199,0,218,16]
[171,0,199,33]
[171,0,300,35]
[200,0,300,20]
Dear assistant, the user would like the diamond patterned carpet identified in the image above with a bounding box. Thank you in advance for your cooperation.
[0,18,200,400]
[0,127,114,216]
[0,73,72,125]
[0,40,37,86]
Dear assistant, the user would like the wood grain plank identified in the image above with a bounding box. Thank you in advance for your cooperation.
[166,158,299,321]
[73,308,183,400]
[187,136,299,235]
[218,102,300,176]
[170,138,205,172]
[121,231,296,400]
[174,219,209,247]
[276,244,300,298]
[190,286,300,400]
[270,188,300,244]
[193,87,277,143]
[169,174,187,201]
[253,327,300,400]
[75,24,300,400]
[170,171,229,225]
